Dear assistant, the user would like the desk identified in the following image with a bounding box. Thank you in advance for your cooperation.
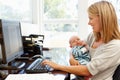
[5,72,66,80]
[5,48,70,80]
[43,48,70,66]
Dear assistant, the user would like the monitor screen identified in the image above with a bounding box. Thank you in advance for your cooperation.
[0,19,24,64]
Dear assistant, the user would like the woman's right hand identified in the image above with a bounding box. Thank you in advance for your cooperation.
[42,59,60,70]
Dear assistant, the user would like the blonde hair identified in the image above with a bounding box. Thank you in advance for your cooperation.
[88,1,120,43]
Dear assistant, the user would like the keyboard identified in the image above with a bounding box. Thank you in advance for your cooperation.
[25,58,53,73]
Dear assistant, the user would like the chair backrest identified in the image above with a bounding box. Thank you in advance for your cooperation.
[113,64,120,80]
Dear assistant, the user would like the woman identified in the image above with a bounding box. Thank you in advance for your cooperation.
[42,1,120,80]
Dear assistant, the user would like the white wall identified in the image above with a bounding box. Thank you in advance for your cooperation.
[20,22,40,36]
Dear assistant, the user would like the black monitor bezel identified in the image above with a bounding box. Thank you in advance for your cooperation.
[0,19,24,64]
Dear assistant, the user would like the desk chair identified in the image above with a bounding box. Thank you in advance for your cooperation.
[113,64,120,80]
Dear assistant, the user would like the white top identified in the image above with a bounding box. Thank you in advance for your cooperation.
[86,33,120,80]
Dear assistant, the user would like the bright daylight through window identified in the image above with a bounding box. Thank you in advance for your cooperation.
[41,0,79,47]
[0,0,120,48]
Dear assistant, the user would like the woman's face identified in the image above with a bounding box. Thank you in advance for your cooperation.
[88,15,101,32]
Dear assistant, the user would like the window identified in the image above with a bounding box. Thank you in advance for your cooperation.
[36,0,89,48]
[0,0,89,48]
[42,0,79,47]
[1,0,119,48]
[0,0,32,22]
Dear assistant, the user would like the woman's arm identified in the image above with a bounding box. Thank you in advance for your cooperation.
[59,64,91,76]
[42,60,92,76]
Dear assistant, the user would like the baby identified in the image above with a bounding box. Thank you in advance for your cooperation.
[69,35,90,65]
[68,35,91,80]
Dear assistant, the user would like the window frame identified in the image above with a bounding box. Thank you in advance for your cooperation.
[32,0,89,37]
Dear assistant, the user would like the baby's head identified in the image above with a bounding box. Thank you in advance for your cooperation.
[69,35,81,48]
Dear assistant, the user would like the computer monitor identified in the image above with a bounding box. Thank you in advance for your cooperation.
[0,19,24,64]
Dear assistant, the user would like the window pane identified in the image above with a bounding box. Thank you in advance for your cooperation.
[0,0,32,22]
[43,24,79,47]
[44,0,78,19]
[43,0,79,47]
[44,24,78,32]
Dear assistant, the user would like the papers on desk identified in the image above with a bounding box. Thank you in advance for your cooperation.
[5,73,65,80]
